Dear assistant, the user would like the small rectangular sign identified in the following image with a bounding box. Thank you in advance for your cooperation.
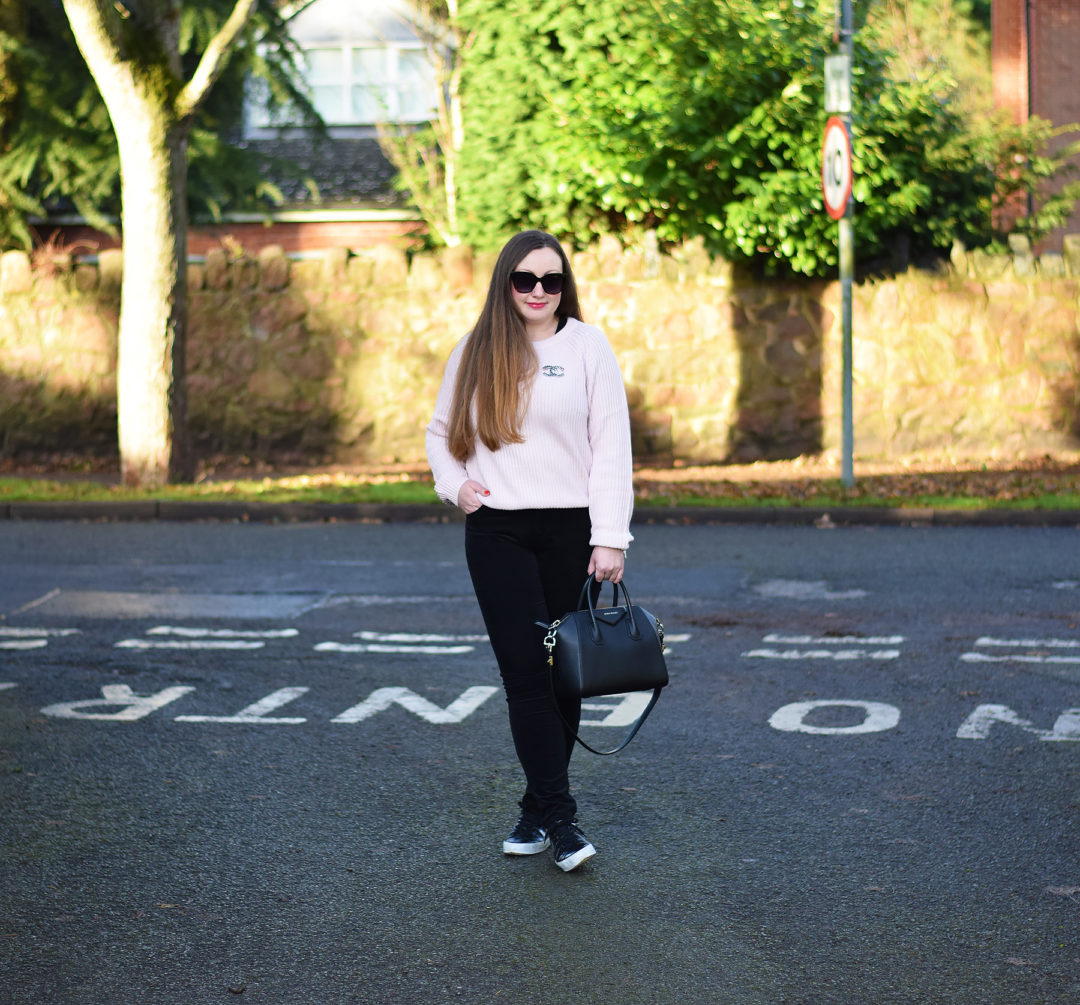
[825,53,851,114]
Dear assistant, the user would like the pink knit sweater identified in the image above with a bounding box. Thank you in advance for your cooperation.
[425,318,634,550]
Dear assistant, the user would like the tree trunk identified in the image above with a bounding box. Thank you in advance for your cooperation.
[113,96,193,487]
[61,0,255,487]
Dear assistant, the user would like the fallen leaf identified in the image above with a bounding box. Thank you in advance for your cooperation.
[1005,958,1036,967]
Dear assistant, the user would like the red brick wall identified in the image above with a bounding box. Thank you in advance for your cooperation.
[1030,0,1080,247]
[993,0,1080,250]
[31,217,425,259]
[992,0,1028,124]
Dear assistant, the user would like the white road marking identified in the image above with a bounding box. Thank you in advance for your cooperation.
[956,704,1080,741]
[317,595,462,608]
[974,636,1080,649]
[581,691,653,727]
[769,700,901,735]
[315,641,476,654]
[961,653,1080,665]
[331,686,498,724]
[175,687,310,724]
[28,590,326,619]
[42,685,196,721]
[744,648,901,661]
[961,636,1080,664]
[763,633,905,645]
[10,588,60,614]
[0,626,80,649]
[0,683,16,692]
[753,579,867,600]
[147,626,299,638]
[115,639,266,650]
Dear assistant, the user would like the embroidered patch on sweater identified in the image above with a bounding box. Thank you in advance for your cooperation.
[541,365,565,377]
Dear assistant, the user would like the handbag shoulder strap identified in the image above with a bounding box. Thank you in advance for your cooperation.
[549,680,664,756]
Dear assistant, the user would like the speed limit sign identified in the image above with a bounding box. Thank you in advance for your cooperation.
[821,116,852,220]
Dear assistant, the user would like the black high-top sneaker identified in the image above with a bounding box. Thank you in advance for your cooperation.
[549,821,596,872]
[502,814,550,855]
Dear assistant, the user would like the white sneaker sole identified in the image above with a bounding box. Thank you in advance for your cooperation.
[555,842,596,872]
[503,837,550,855]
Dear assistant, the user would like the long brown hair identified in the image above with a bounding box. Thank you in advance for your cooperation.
[446,231,582,461]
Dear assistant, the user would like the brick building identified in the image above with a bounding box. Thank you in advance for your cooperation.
[992,0,1080,250]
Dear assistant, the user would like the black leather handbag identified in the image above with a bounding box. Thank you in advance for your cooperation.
[539,575,668,755]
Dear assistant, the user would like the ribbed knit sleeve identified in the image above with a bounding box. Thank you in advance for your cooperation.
[582,331,635,550]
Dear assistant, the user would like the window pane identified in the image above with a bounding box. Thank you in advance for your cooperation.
[305,47,344,84]
[398,49,431,84]
[352,84,388,121]
[397,85,434,121]
[353,47,389,81]
[312,84,345,122]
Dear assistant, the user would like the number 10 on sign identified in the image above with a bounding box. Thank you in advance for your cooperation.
[822,116,852,221]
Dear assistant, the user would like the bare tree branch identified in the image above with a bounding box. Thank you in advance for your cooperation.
[176,0,258,120]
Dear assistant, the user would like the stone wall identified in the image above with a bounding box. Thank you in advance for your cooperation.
[1,234,1078,465]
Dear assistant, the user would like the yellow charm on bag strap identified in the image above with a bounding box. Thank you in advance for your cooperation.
[542,619,562,667]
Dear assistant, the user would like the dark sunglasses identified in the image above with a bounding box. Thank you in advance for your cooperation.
[509,271,564,295]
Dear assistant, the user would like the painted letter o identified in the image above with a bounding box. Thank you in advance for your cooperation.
[769,700,900,735]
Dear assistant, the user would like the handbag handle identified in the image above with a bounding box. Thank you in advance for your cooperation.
[575,574,642,643]
[544,573,662,754]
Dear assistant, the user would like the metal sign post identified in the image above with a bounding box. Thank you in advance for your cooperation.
[824,1,855,489]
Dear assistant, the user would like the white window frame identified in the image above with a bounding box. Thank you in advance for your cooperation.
[245,40,435,136]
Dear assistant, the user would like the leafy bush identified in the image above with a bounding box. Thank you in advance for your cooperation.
[456,0,1077,276]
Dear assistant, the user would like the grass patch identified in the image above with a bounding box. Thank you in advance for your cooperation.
[2,456,1077,511]
[0,474,440,506]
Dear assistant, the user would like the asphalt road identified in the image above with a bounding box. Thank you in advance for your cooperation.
[1,520,1078,1004]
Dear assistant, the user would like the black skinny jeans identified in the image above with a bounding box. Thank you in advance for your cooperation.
[465,506,595,829]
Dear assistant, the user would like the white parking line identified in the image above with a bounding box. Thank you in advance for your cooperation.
[744,648,901,661]
[763,633,905,645]
[960,635,1080,664]
[0,627,81,650]
[961,653,1080,665]
[146,626,300,638]
[974,636,1080,648]
[115,639,266,650]
[354,631,489,643]
[744,629,903,662]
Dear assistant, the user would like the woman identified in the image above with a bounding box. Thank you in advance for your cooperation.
[426,230,634,872]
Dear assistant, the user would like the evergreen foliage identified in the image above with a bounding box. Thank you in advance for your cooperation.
[0,0,315,250]
[456,0,1078,276]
